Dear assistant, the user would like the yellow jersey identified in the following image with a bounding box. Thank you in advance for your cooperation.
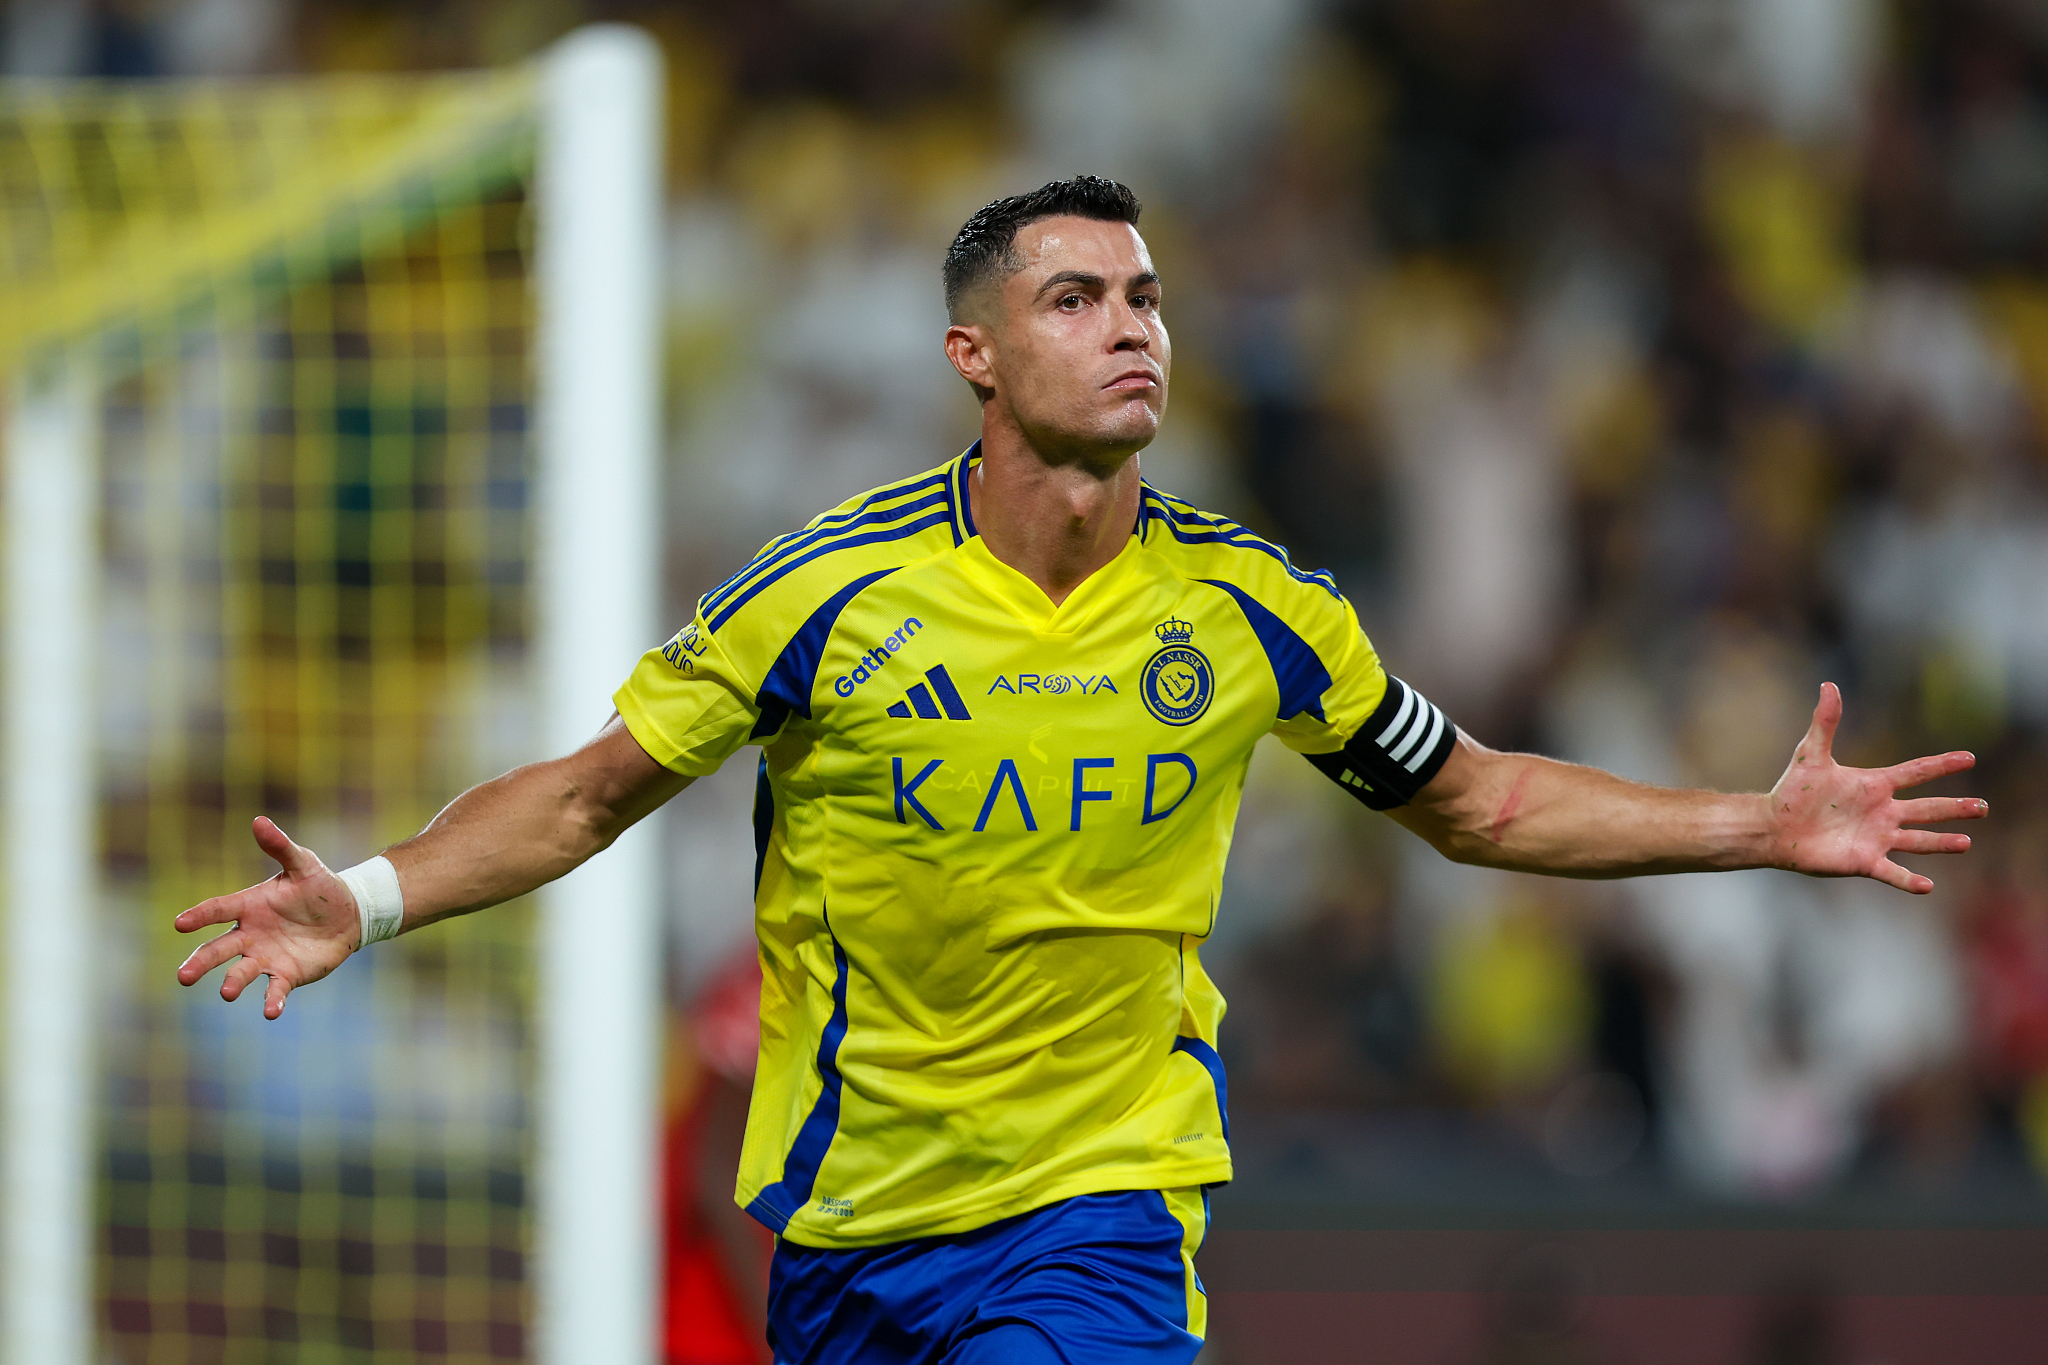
[615,446,1455,1248]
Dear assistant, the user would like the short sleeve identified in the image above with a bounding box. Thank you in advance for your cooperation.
[614,611,764,778]
[1230,576,1458,809]
[1263,588,1391,755]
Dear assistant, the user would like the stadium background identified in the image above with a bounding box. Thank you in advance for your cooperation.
[5,0,2047,1361]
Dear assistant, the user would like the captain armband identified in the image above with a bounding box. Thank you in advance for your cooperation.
[1304,675,1459,810]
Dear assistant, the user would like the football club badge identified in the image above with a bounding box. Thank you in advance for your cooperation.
[1142,617,1214,725]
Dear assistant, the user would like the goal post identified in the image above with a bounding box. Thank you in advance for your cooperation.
[532,25,667,1365]
[0,26,668,1363]
[2,353,99,1365]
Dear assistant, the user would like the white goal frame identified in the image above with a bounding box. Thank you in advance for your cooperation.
[1,25,667,1364]
[532,24,667,1365]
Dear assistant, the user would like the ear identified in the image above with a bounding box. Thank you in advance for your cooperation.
[944,322,997,404]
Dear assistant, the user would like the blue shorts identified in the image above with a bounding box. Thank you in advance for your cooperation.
[765,1187,1209,1365]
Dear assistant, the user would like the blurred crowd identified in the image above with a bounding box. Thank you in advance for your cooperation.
[1199,0,2048,1210]
[20,0,2048,1219]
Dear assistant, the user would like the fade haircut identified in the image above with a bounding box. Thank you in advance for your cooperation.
[942,175,1143,323]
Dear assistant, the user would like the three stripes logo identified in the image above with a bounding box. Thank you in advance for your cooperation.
[1373,676,1448,774]
[886,665,973,721]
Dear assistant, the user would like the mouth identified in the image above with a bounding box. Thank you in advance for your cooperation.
[1104,368,1160,393]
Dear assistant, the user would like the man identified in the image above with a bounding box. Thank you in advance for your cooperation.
[176,176,1986,1364]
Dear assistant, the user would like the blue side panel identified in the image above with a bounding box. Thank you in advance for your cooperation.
[1196,578,1332,722]
[752,567,901,729]
[709,514,947,631]
[744,936,853,1234]
[751,755,774,894]
[748,698,790,742]
[1171,1036,1231,1143]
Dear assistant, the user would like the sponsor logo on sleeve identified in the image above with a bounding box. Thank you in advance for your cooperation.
[660,623,706,674]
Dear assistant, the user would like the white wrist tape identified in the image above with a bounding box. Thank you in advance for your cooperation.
[338,855,405,947]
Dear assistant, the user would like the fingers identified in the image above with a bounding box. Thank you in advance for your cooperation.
[1884,751,1976,791]
[184,934,296,1020]
[220,955,264,1003]
[1871,858,1934,895]
[1892,829,1972,856]
[1805,682,1843,763]
[251,816,322,879]
[175,929,247,987]
[174,892,242,935]
[1896,795,1990,825]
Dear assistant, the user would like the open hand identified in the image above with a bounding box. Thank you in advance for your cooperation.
[1768,683,1987,894]
[173,817,361,1018]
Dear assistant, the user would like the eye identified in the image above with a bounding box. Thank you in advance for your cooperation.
[1058,293,1085,310]
[1132,293,1158,311]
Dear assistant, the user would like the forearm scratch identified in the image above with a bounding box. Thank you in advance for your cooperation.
[1487,767,1531,845]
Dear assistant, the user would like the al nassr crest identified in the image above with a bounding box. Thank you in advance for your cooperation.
[1142,617,1213,725]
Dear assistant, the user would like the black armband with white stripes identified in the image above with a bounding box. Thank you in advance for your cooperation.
[1304,675,1458,810]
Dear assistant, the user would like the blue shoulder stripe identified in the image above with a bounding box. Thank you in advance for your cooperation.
[1146,491,1340,599]
[707,510,949,632]
[704,510,870,618]
[702,476,950,619]
[734,469,946,571]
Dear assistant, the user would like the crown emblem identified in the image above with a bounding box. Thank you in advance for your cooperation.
[1154,617,1194,645]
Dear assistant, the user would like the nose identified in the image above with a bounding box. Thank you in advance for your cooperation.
[1111,299,1150,352]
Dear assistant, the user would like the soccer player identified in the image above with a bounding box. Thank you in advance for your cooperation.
[176,176,1987,1364]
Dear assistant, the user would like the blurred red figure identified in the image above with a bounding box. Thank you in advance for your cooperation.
[664,947,772,1364]
[1960,853,2048,1176]
[1966,888,2048,1077]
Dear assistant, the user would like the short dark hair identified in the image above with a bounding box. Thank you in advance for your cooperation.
[942,175,1143,322]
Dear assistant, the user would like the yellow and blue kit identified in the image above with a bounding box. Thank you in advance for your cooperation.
[615,446,1457,1355]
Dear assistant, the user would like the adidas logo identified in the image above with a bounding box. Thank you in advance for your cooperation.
[886,664,973,720]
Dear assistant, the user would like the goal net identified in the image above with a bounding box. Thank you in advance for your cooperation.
[1,30,663,1365]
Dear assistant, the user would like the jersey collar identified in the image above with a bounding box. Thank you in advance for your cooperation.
[950,440,1156,546]
[949,442,980,546]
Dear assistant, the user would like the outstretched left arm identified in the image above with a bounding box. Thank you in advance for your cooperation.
[1387,683,1987,894]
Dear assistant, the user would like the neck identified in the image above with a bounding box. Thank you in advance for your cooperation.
[967,417,1143,606]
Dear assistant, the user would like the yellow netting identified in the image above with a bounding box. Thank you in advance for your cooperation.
[4,73,540,1363]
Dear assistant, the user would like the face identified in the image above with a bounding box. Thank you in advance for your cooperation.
[945,216,1170,465]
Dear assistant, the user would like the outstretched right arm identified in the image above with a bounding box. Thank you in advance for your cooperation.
[174,715,691,1019]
